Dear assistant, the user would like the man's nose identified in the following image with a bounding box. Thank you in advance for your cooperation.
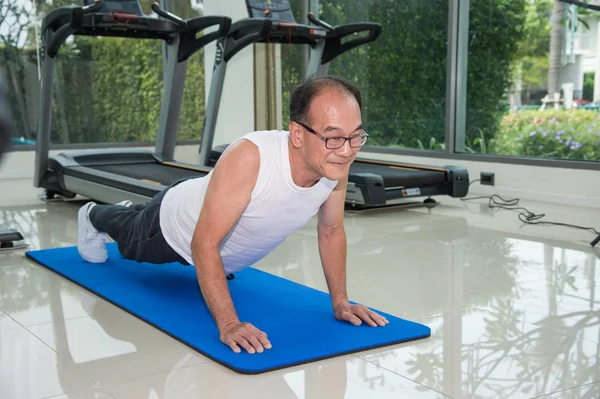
[335,139,352,155]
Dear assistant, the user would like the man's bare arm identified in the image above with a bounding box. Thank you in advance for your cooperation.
[317,176,349,307]
[191,139,271,353]
[317,176,388,327]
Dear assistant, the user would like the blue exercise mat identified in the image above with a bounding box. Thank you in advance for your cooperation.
[26,243,431,374]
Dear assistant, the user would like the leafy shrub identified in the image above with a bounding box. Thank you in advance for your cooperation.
[487,109,600,161]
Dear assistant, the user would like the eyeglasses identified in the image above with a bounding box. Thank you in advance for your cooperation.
[294,121,369,149]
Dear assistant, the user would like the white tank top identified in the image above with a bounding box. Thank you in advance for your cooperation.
[159,130,338,273]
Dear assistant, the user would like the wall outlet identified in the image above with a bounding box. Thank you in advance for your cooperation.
[480,172,495,186]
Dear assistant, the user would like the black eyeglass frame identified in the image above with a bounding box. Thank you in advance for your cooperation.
[293,120,369,149]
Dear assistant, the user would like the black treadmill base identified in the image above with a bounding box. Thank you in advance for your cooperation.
[345,198,439,212]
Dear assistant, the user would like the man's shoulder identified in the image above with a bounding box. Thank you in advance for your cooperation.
[242,129,289,142]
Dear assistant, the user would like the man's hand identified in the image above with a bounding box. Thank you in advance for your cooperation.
[333,300,389,327]
[220,321,272,354]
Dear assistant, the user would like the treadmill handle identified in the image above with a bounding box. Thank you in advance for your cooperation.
[321,22,381,64]
[307,12,334,31]
[82,0,104,13]
[151,2,188,27]
[308,12,382,65]
[46,0,104,58]
[223,18,272,62]
[177,16,233,62]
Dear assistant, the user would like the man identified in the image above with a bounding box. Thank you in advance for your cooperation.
[77,76,389,355]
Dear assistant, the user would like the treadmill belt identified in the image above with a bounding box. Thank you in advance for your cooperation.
[350,161,445,188]
[92,162,208,186]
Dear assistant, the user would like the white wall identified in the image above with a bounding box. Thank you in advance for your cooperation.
[2,146,599,209]
[358,150,600,210]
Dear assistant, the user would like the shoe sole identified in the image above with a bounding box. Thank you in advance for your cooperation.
[77,203,107,263]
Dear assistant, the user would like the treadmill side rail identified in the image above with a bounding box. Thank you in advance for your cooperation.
[347,173,386,206]
[345,163,470,209]
[445,166,470,197]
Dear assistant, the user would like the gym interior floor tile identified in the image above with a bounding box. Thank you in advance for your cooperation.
[1,179,599,399]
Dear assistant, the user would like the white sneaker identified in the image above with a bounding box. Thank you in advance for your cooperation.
[77,202,108,263]
[116,200,132,207]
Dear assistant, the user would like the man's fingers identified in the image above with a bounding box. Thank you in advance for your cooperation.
[240,329,264,353]
[342,310,362,325]
[224,338,241,353]
[368,309,389,326]
[255,329,272,349]
[246,325,272,350]
[355,306,377,327]
[234,334,256,354]
[221,323,271,354]
[359,307,391,327]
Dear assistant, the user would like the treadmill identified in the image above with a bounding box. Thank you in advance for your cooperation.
[197,0,470,210]
[34,0,232,204]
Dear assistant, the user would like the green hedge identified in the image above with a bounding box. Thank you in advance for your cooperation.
[1,36,205,145]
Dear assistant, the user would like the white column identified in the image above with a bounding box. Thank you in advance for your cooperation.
[203,0,255,145]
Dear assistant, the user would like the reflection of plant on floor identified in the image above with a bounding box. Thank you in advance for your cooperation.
[462,232,520,308]
[402,288,600,398]
[406,300,600,398]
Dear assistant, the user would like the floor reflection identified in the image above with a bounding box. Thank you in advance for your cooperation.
[1,191,599,397]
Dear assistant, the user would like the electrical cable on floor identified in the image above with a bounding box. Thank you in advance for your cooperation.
[461,179,600,246]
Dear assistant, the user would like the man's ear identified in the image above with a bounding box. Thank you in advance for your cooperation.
[289,121,303,148]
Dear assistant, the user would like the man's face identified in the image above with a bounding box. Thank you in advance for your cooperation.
[298,90,364,181]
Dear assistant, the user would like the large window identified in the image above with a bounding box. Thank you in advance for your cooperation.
[280,0,599,165]
[463,0,600,162]
[282,1,450,152]
[317,0,449,151]
[0,0,204,147]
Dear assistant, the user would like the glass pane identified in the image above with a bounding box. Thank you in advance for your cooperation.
[464,1,600,162]
[316,0,449,151]
[281,0,307,126]
[50,36,164,145]
[171,1,206,141]
[0,0,37,147]
[0,1,205,147]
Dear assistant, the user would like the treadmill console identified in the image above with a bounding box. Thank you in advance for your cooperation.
[82,0,145,15]
[246,0,296,23]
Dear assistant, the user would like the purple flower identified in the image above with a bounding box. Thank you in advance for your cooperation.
[529,131,536,137]
[542,131,548,136]
[557,130,564,135]
[539,145,543,149]
[593,122,597,127]
[570,145,575,150]
[566,137,572,146]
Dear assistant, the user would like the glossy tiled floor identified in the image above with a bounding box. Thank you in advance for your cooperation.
[1,179,599,398]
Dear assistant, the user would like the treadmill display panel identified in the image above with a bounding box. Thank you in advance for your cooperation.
[83,0,144,15]
[246,0,296,22]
